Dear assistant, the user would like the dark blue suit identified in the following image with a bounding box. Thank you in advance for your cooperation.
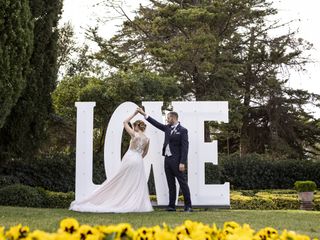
[146,116,192,209]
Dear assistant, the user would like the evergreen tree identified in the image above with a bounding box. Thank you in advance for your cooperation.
[0,0,33,129]
[0,0,63,158]
[52,68,180,153]
[90,0,320,158]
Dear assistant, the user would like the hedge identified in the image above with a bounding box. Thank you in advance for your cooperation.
[294,180,317,192]
[219,154,320,189]
[230,191,301,210]
[0,153,106,192]
[1,153,320,192]
[0,184,74,208]
[1,185,319,210]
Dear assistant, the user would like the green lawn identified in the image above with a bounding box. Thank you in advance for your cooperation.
[0,206,320,238]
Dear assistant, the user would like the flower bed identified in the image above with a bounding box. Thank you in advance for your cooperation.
[230,190,320,210]
[1,185,320,210]
[0,218,318,240]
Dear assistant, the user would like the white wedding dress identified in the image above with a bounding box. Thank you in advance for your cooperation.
[69,132,153,213]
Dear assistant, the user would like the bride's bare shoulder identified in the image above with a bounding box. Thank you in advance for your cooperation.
[139,133,149,141]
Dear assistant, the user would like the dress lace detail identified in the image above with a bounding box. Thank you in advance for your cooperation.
[69,131,153,213]
[129,132,149,154]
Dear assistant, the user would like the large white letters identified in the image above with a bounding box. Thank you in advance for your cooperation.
[74,102,96,201]
[172,102,230,205]
[75,101,230,206]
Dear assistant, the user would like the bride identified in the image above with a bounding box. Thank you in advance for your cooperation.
[69,110,153,213]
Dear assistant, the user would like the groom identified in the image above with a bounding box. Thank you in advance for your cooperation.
[137,107,192,212]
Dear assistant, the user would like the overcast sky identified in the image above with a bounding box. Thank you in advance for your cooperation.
[60,0,320,116]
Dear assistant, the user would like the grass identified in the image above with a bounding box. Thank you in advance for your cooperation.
[0,206,320,238]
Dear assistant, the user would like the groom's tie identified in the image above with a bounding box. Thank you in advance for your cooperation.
[165,126,175,157]
[170,126,175,135]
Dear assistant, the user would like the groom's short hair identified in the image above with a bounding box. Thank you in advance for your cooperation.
[168,111,179,119]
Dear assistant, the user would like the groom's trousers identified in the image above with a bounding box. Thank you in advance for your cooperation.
[164,156,192,208]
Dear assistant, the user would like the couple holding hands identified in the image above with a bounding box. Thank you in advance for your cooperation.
[70,107,192,213]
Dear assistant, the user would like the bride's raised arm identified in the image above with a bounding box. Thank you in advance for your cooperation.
[123,110,138,138]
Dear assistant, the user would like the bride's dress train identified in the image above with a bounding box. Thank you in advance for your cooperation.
[69,132,153,213]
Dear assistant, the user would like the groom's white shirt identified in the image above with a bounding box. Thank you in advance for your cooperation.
[165,123,179,156]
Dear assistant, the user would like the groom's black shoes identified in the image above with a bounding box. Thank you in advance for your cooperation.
[184,207,193,212]
[165,207,176,212]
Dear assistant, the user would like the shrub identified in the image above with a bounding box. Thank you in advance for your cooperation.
[0,184,46,207]
[1,185,319,210]
[0,184,74,208]
[314,198,320,211]
[230,191,301,210]
[44,191,75,208]
[0,175,20,188]
[0,153,106,192]
[219,154,320,189]
[294,181,317,192]
[2,153,320,192]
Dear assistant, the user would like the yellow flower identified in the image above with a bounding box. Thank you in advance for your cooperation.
[226,224,254,240]
[176,235,192,240]
[223,221,241,235]
[183,220,198,235]
[52,232,78,240]
[150,225,161,234]
[0,219,317,240]
[162,222,170,232]
[210,223,221,240]
[95,225,116,235]
[190,230,212,240]
[215,231,227,240]
[5,224,30,240]
[197,224,214,236]
[59,218,79,234]
[174,225,189,237]
[134,227,153,240]
[154,229,176,240]
[280,229,311,240]
[0,226,5,240]
[254,227,278,240]
[148,225,163,240]
[0,227,5,240]
[25,230,51,240]
[96,224,135,240]
[76,224,101,240]
[85,234,101,240]
[116,223,135,239]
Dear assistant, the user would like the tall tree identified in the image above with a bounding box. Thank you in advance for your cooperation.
[56,21,77,77]
[0,0,33,129]
[90,0,320,158]
[52,68,180,152]
[0,0,63,158]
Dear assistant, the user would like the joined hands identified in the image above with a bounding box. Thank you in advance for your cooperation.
[136,107,146,117]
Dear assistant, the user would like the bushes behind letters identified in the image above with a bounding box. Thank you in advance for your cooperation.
[0,184,74,208]
[1,153,320,192]
[219,154,320,190]
[1,184,319,210]
[0,153,106,192]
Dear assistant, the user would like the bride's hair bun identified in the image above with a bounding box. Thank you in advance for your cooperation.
[133,120,146,131]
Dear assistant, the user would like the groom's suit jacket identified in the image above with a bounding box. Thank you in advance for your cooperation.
[146,116,189,164]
